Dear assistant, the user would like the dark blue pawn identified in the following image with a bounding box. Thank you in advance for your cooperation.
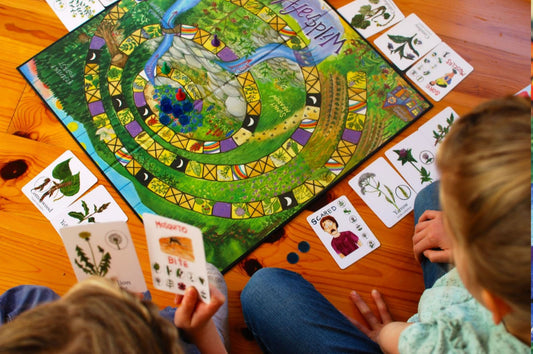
[172,104,183,117]
[160,97,173,114]
[182,101,193,112]
[211,34,221,47]
[159,114,171,125]
[178,114,190,126]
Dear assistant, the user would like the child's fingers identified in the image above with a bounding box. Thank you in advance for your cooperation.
[371,289,392,324]
[350,291,380,329]
[177,287,199,322]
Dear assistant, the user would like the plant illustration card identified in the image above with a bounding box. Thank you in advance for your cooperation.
[50,185,128,231]
[338,0,404,38]
[374,13,441,71]
[59,221,147,292]
[417,106,460,148]
[45,0,105,31]
[22,150,98,219]
[143,213,211,303]
[384,131,439,193]
[406,42,473,101]
[349,157,415,227]
[307,195,380,269]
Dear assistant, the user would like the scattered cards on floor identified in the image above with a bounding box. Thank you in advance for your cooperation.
[407,42,473,101]
[49,185,128,231]
[338,0,404,38]
[307,196,380,269]
[143,213,211,303]
[374,13,441,71]
[349,157,415,227]
[417,106,459,148]
[46,0,105,31]
[59,221,147,292]
[22,150,98,219]
[384,131,439,193]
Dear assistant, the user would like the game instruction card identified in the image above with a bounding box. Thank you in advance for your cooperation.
[374,13,441,71]
[45,0,105,32]
[49,185,128,231]
[59,221,147,293]
[338,0,404,38]
[22,150,98,219]
[307,196,380,269]
[406,42,473,101]
[349,157,415,227]
[143,213,211,303]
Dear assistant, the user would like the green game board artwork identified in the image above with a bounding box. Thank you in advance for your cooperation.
[19,0,431,272]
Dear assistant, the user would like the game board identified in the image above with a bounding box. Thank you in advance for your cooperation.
[19,0,431,271]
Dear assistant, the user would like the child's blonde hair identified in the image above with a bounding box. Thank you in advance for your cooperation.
[0,277,184,354]
[437,96,530,330]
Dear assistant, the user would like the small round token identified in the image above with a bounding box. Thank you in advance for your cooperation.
[287,252,299,264]
[298,241,310,253]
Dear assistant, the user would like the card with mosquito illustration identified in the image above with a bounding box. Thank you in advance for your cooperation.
[406,42,473,101]
[417,106,460,147]
[143,213,211,303]
[349,157,415,227]
[307,195,381,269]
[338,0,404,38]
[49,185,128,231]
[22,150,98,220]
[384,130,439,193]
[59,221,147,292]
[374,13,441,71]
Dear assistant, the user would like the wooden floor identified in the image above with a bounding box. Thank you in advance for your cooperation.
[0,0,529,352]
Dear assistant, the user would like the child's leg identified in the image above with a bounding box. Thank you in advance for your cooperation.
[241,268,382,354]
[0,285,60,325]
[413,181,450,289]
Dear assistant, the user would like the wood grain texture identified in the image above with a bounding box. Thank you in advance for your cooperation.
[0,0,530,353]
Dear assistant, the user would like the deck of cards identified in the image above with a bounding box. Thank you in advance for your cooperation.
[307,196,380,269]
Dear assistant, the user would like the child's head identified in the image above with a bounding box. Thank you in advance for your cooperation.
[0,277,184,354]
[320,215,339,236]
[437,96,530,338]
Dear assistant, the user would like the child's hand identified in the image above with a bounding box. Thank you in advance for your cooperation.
[346,289,392,342]
[173,284,225,341]
[413,210,452,263]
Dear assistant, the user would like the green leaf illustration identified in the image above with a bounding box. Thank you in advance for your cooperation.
[52,158,73,180]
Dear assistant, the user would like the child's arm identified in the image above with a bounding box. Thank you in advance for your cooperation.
[346,289,411,354]
[173,285,227,354]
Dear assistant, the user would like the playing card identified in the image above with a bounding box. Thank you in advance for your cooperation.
[338,0,404,38]
[374,13,441,71]
[50,185,128,231]
[307,196,380,269]
[384,131,439,193]
[22,150,98,219]
[349,157,415,227]
[143,213,211,303]
[406,42,473,101]
[417,106,460,148]
[59,221,147,292]
[46,0,105,31]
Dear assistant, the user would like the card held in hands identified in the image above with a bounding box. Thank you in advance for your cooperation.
[59,221,147,293]
[307,196,380,269]
[143,213,211,303]
[349,157,415,227]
